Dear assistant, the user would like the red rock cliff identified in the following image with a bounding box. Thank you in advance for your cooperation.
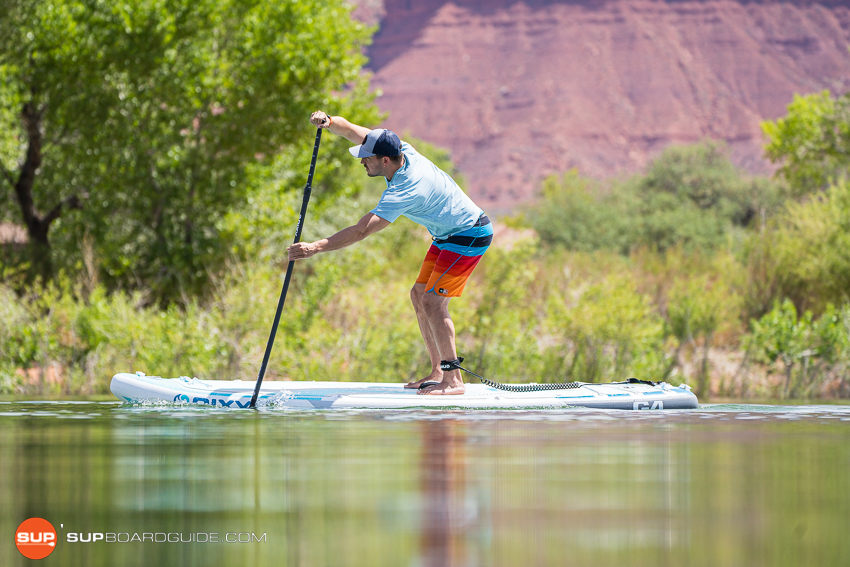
[355,0,850,211]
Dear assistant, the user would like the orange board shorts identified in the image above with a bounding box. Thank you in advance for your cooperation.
[415,215,493,297]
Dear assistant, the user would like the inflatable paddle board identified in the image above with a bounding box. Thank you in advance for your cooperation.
[110,372,699,410]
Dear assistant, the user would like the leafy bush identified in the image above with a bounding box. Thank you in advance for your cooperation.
[774,180,850,311]
[525,141,780,254]
[745,300,850,398]
[741,179,850,316]
[542,272,666,383]
[524,170,632,253]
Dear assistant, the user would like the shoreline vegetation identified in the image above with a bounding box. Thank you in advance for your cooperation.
[2,1,850,401]
[4,152,850,401]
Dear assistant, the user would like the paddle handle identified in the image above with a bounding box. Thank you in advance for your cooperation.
[250,127,323,408]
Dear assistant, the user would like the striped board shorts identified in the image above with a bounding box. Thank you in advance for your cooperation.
[416,214,494,297]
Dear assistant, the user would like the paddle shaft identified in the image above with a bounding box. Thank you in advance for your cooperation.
[250,127,323,408]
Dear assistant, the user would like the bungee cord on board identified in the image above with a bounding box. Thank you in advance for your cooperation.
[432,357,658,393]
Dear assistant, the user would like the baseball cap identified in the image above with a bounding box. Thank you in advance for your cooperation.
[349,129,402,158]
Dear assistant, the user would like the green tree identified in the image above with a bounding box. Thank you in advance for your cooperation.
[763,91,850,195]
[0,0,376,299]
[629,141,774,252]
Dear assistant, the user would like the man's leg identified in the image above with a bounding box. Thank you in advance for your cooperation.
[405,283,445,389]
[417,291,464,395]
[406,221,492,394]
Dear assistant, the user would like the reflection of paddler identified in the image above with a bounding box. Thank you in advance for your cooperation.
[419,419,467,567]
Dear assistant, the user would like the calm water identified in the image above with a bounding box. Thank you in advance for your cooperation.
[2,401,850,566]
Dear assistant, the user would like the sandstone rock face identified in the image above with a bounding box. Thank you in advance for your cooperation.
[357,0,850,211]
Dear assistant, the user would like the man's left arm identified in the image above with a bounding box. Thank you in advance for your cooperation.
[287,213,390,260]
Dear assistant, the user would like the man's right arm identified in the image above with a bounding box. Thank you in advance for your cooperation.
[287,213,390,261]
[310,111,370,144]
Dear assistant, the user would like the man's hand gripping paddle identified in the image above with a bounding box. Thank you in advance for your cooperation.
[250,126,323,408]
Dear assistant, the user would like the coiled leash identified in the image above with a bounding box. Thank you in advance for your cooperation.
[420,357,584,392]
[420,358,658,392]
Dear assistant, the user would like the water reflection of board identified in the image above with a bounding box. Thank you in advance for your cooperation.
[110,373,699,410]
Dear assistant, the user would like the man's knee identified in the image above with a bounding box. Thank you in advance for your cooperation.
[410,283,426,308]
[420,290,448,315]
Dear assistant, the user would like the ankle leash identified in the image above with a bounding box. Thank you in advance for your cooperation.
[439,357,586,392]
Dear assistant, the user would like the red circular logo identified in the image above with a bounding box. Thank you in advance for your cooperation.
[15,518,57,560]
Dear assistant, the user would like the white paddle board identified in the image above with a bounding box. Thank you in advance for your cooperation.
[110,372,699,410]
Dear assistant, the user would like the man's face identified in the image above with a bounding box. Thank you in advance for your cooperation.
[360,155,385,177]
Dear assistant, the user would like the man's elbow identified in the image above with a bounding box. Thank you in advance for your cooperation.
[356,226,371,241]
[357,217,387,241]
[354,222,375,242]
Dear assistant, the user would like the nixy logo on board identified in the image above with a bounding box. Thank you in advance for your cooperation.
[15,518,57,560]
[172,394,251,408]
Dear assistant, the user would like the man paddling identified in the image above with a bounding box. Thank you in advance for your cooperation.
[287,112,493,395]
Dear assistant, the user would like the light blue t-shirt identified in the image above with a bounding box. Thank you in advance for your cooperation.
[370,142,483,239]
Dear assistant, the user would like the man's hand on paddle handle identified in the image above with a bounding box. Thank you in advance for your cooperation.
[311,111,332,129]
[288,242,318,261]
[310,111,371,144]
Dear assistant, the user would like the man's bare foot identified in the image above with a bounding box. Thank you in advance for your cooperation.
[418,377,465,395]
[405,371,443,389]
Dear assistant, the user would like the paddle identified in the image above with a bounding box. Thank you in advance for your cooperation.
[250,125,323,408]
